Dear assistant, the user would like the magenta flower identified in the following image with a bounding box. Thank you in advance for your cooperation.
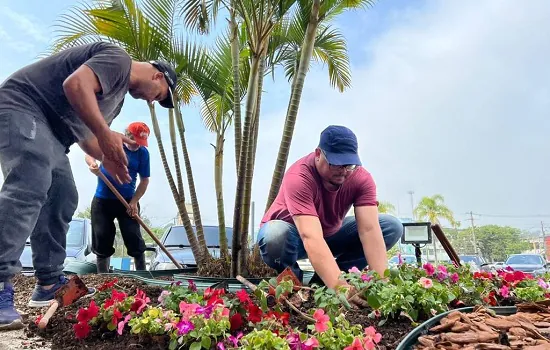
[361,274,372,282]
[176,320,194,335]
[398,253,404,265]
[436,265,449,281]
[450,272,459,283]
[188,280,197,292]
[196,304,214,319]
[423,263,435,276]
[499,285,510,298]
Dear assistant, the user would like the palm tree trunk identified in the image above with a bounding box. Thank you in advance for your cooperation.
[231,54,261,277]
[230,5,242,176]
[239,55,265,272]
[174,104,208,260]
[214,131,228,259]
[264,0,321,212]
[241,56,265,264]
[168,109,184,201]
[148,102,204,266]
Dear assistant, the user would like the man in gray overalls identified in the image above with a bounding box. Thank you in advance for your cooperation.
[0,42,177,330]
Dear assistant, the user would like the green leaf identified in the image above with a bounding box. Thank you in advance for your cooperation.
[338,293,351,309]
[169,339,177,350]
[384,269,391,277]
[405,295,415,303]
[189,341,202,350]
[201,336,211,349]
[367,294,381,309]
[276,285,283,299]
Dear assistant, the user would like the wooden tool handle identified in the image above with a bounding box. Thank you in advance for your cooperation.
[38,300,60,329]
[91,167,184,270]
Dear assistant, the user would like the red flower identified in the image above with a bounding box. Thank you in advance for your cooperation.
[111,290,127,302]
[473,271,493,280]
[112,308,123,326]
[130,289,150,314]
[265,311,290,326]
[246,304,263,323]
[204,287,225,300]
[74,321,91,339]
[229,313,244,331]
[77,300,99,323]
[483,291,498,306]
[236,289,251,305]
[97,278,118,292]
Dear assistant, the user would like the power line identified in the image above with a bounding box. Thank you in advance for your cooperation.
[469,212,550,218]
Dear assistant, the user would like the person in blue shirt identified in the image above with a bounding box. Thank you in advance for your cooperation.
[85,121,151,273]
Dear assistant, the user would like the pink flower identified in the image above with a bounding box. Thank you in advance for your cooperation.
[538,278,549,290]
[304,337,320,349]
[313,309,330,333]
[436,265,448,281]
[228,332,243,347]
[364,326,382,344]
[348,266,361,274]
[398,253,404,265]
[343,337,363,350]
[158,290,171,305]
[361,274,372,282]
[419,277,433,289]
[500,285,510,298]
[423,263,435,276]
[117,314,132,335]
[179,302,200,320]
[450,272,459,283]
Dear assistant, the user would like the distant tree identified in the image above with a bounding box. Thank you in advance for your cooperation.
[378,201,396,215]
[475,225,532,262]
[75,206,91,219]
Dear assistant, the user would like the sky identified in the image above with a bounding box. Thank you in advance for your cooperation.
[1,0,550,235]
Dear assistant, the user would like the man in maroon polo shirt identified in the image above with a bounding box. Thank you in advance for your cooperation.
[258,125,403,298]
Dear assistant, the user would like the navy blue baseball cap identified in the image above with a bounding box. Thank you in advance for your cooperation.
[318,125,362,166]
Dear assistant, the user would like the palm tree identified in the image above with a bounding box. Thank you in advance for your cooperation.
[49,0,212,266]
[198,31,250,260]
[377,201,396,215]
[414,194,457,263]
[265,0,376,211]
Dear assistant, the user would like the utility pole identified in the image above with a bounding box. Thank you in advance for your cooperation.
[542,221,546,260]
[408,190,415,220]
[251,201,255,243]
[469,211,478,255]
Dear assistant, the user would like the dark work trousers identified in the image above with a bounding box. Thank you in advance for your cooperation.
[90,196,146,259]
[0,111,78,285]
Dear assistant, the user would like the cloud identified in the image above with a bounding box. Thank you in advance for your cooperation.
[2,0,549,235]
[1,6,48,43]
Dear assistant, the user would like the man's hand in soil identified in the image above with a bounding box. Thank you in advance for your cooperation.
[97,130,134,183]
[341,283,368,308]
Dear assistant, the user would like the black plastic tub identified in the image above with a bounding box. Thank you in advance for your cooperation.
[395,306,518,350]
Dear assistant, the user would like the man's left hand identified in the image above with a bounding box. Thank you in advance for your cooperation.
[127,201,139,218]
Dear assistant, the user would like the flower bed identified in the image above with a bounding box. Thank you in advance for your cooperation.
[18,260,550,350]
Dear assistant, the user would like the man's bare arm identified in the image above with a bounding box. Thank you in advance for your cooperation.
[355,206,388,276]
[131,177,149,204]
[294,215,343,289]
[63,65,111,140]
[79,136,103,160]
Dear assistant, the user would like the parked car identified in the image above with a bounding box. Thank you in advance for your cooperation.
[20,217,96,275]
[148,225,233,270]
[388,254,427,267]
[459,255,490,272]
[504,254,549,275]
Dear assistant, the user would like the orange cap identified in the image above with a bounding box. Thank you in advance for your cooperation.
[128,122,150,147]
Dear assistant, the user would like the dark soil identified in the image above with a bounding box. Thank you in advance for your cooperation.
[16,274,414,349]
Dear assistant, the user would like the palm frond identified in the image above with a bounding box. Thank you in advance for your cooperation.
[311,25,351,91]
[178,0,223,34]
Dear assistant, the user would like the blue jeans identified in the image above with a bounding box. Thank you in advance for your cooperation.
[0,111,77,285]
[257,214,403,281]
